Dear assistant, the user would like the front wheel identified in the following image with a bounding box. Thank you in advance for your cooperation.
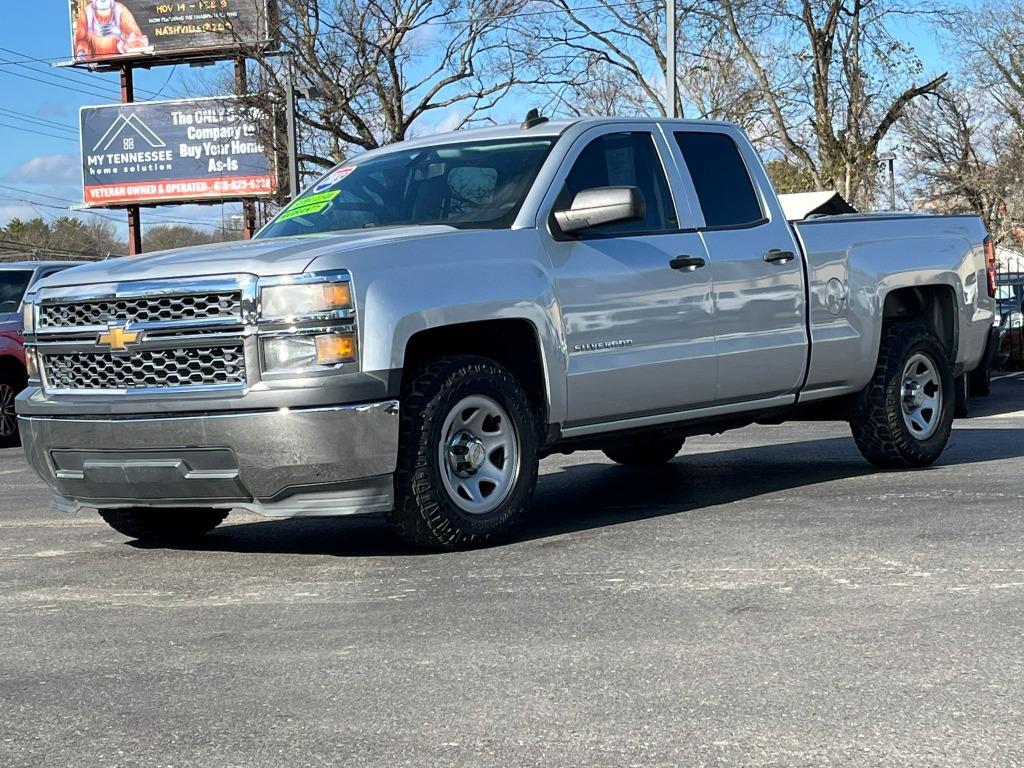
[98,508,228,542]
[850,323,954,469]
[391,356,539,550]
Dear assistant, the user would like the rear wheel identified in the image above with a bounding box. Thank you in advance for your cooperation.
[98,508,228,542]
[602,435,684,466]
[391,356,539,550]
[850,323,954,469]
[0,369,25,448]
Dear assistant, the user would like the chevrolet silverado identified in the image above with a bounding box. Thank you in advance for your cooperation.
[16,117,1000,549]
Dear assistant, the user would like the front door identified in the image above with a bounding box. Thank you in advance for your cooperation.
[543,127,717,426]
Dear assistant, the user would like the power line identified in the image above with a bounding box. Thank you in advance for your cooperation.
[0,120,78,143]
[0,62,116,101]
[0,238,115,258]
[0,108,77,135]
[0,47,163,99]
[0,183,234,231]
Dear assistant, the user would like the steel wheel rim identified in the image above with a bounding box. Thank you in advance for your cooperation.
[0,383,15,439]
[438,395,520,515]
[900,352,942,440]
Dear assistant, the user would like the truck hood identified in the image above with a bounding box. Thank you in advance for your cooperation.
[35,226,458,288]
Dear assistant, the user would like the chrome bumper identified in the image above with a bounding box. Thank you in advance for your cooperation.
[18,400,399,517]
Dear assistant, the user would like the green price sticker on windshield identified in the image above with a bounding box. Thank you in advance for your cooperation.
[277,190,340,222]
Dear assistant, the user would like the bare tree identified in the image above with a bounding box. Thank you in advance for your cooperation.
[957,1,1024,132]
[533,0,763,128]
[901,87,1024,249]
[715,0,947,207]
[238,0,546,191]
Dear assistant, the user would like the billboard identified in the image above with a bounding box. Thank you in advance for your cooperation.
[80,97,276,206]
[70,0,270,64]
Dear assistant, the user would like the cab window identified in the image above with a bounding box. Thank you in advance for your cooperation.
[554,132,677,236]
[674,131,764,229]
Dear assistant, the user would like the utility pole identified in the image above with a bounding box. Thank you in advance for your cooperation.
[235,58,257,238]
[666,0,677,118]
[285,56,299,200]
[120,66,142,256]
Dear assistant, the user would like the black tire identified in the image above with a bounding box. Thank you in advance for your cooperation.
[0,367,26,448]
[391,356,539,550]
[98,508,228,542]
[602,435,684,466]
[969,363,991,397]
[850,323,955,469]
[954,374,970,419]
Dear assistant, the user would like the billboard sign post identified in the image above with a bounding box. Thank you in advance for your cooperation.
[80,96,276,207]
[69,0,270,65]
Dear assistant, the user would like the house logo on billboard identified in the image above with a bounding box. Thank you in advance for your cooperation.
[92,113,165,153]
[84,108,175,179]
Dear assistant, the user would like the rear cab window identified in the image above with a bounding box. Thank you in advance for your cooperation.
[674,132,765,229]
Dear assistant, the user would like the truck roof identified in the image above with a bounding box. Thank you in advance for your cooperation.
[363,116,738,155]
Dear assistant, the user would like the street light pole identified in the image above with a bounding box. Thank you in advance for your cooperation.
[666,0,677,118]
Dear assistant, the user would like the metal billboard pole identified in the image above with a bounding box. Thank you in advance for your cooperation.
[119,66,143,256]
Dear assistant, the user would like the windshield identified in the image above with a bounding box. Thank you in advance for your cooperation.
[257,137,556,239]
[0,270,33,313]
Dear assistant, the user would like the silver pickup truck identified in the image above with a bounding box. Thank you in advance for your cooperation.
[16,117,1000,549]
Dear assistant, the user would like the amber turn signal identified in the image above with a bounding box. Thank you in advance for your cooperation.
[316,282,352,311]
[315,332,357,364]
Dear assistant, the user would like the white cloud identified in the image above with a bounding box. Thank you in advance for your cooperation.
[428,108,467,135]
[5,155,81,185]
[38,103,69,118]
[0,202,48,225]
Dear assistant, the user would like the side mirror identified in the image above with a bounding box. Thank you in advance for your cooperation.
[554,186,646,234]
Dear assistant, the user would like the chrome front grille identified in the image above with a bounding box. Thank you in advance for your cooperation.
[39,292,242,329]
[42,347,245,391]
[33,277,252,394]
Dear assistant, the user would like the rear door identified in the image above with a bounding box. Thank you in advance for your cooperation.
[666,126,808,402]
[541,124,717,426]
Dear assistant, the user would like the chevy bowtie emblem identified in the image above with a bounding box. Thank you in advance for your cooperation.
[97,323,141,351]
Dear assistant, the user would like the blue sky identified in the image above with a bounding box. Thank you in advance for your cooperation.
[0,0,966,237]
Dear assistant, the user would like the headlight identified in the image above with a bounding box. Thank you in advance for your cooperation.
[259,281,351,321]
[21,299,35,334]
[262,332,357,373]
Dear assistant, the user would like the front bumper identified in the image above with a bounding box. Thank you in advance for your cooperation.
[18,400,399,517]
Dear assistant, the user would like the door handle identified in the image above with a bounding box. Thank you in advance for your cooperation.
[669,255,707,272]
[763,249,796,264]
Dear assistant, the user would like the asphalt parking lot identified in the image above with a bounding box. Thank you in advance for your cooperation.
[2,375,1024,767]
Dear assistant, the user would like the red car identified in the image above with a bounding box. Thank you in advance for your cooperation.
[0,261,79,445]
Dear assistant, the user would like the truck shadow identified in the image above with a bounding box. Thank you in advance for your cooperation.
[970,373,1024,418]
[143,426,1024,557]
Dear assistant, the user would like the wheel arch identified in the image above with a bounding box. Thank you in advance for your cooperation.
[400,318,553,426]
[881,284,959,363]
[0,353,27,383]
